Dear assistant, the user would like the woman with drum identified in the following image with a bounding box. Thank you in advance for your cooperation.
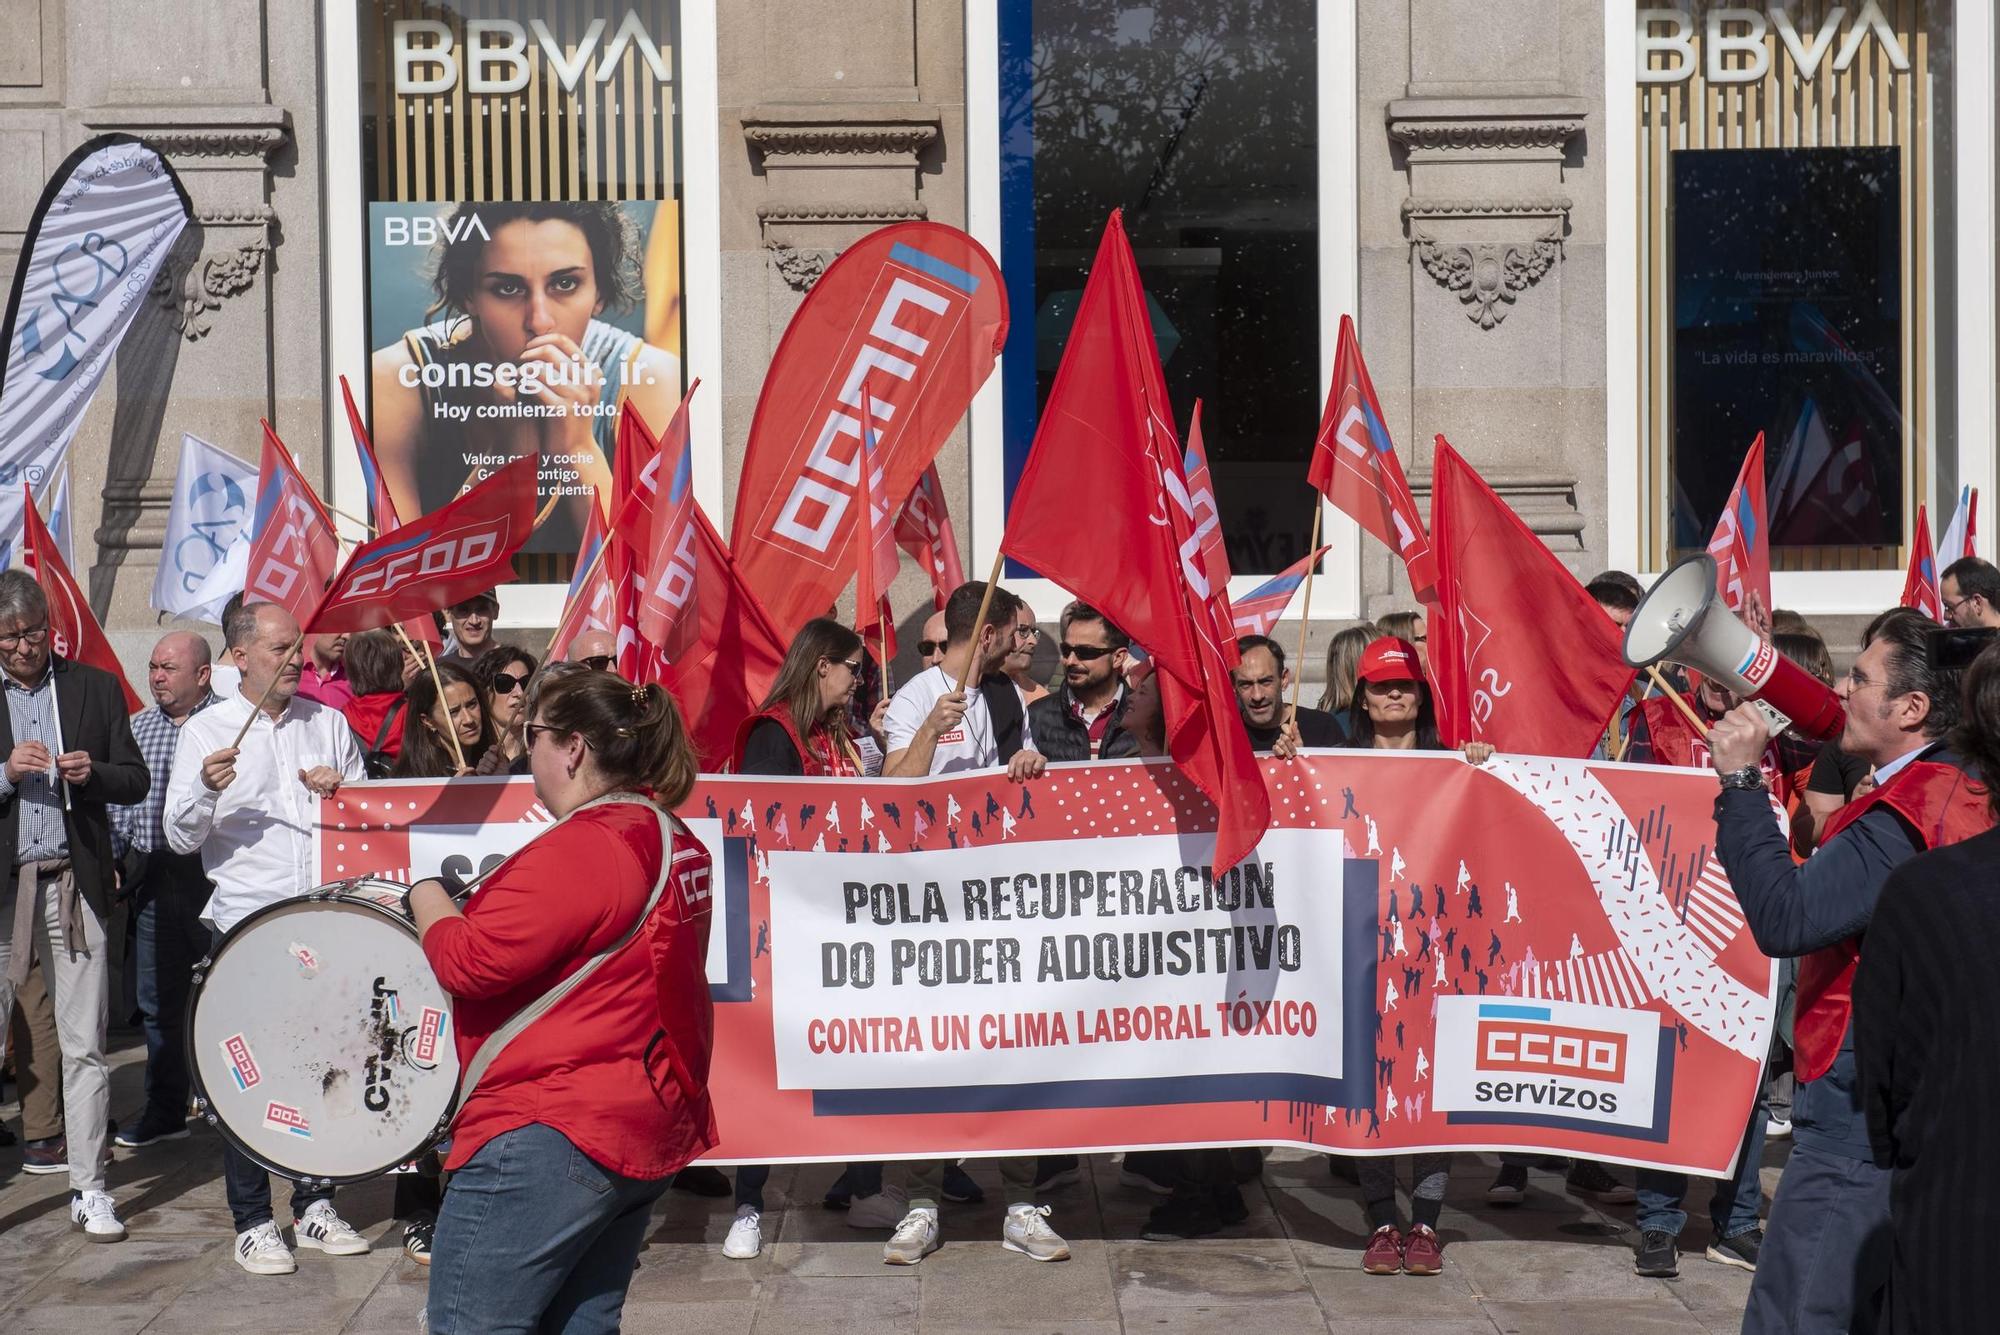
[394,660,503,777]
[410,672,715,1334]
[719,619,864,1260]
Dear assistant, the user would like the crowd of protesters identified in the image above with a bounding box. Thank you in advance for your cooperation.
[6,558,1999,1335]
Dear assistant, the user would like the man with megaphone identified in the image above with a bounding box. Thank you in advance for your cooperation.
[1664,589,1993,1334]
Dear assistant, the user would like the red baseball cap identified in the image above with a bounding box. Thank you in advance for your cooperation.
[1356,636,1423,685]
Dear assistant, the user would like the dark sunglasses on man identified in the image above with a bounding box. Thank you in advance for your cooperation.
[1060,642,1114,662]
[579,655,615,672]
[917,639,946,657]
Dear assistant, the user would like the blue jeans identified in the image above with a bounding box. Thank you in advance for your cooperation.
[427,1123,668,1335]
[133,850,211,1125]
[1635,1092,1769,1239]
[1741,1142,1889,1335]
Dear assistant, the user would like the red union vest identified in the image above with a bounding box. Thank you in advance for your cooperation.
[731,707,860,777]
[1794,752,1993,1081]
[1635,693,1792,801]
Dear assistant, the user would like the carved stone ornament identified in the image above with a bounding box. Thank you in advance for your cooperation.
[1408,224,1562,330]
[743,124,938,159]
[756,201,927,225]
[151,237,268,340]
[767,242,836,292]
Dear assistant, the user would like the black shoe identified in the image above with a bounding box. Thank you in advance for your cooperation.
[1325,1154,1360,1185]
[1141,1194,1222,1241]
[1704,1228,1761,1273]
[1486,1163,1528,1206]
[403,1219,434,1267]
[1034,1154,1082,1192]
[1117,1156,1177,1196]
[1212,1186,1248,1226]
[113,1112,191,1150]
[1229,1148,1265,1184]
[1634,1228,1680,1278]
[671,1166,731,1198]
[942,1162,985,1203]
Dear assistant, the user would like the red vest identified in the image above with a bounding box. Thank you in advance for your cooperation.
[731,707,860,777]
[1635,693,1791,800]
[1794,754,1993,1081]
[645,815,719,1159]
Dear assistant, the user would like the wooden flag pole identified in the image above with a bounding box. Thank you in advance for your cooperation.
[230,636,306,749]
[1645,664,1710,738]
[398,625,467,771]
[1288,503,1325,716]
[953,550,1007,695]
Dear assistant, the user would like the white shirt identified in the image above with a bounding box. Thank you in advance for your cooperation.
[883,666,1003,775]
[164,689,365,931]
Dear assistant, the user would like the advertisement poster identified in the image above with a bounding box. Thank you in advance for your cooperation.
[358,1,683,578]
[316,753,1776,1178]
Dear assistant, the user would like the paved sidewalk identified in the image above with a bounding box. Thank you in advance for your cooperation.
[2,1035,1762,1333]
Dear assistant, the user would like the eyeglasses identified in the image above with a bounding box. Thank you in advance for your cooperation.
[1060,643,1114,662]
[490,671,529,694]
[917,639,946,657]
[1014,625,1041,641]
[0,624,50,651]
[835,657,863,673]
[524,722,571,748]
[578,655,614,672]
[1942,593,1982,624]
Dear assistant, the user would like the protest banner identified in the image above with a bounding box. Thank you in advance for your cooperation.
[315,752,1773,1178]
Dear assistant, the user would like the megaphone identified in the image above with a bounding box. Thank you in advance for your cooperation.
[1623,553,1845,740]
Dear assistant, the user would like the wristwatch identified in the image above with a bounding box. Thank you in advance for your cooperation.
[1718,765,1767,792]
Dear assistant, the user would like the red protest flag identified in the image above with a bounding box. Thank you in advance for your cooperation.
[1900,503,1943,620]
[853,383,900,659]
[1175,399,1238,668]
[635,386,703,663]
[1705,432,1771,616]
[20,487,141,713]
[1000,210,1268,872]
[305,453,538,634]
[244,421,340,624]
[893,464,964,611]
[733,223,1007,635]
[338,376,441,646]
[657,505,790,771]
[607,404,668,678]
[1308,315,1435,597]
[1427,436,1632,755]
[1229,546,1332,640]
[549,489,614,662]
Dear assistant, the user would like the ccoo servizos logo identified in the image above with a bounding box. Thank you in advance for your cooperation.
[1430,997,1664,1132]
[1477,1016,1627,1082]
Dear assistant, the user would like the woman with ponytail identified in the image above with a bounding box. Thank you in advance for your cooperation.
[409,673,714,1335]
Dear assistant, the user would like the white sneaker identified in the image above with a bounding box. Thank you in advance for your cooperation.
[235,1221,298,1275]
[882,1207,940,1265]
[1767,1116,1793,1140]
[846,1185,910,1229]
[722,1205,762,1260]
[69,1190,127,1243]
[1002,1203,1071,1262]
[295,1200,370,1256]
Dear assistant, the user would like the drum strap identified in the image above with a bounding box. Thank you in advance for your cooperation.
[455,791,676,1107]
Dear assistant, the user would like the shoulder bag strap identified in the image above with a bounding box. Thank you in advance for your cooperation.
[455,792,676,1106]
[372,699,406,751]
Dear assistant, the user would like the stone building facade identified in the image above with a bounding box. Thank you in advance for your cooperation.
[1,2,1984,674]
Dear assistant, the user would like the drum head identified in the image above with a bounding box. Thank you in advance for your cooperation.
[189,889,458,1183]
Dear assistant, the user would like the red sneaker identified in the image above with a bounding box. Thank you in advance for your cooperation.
[1362,1225,1404,1274]
[1402,1224,1444,1275]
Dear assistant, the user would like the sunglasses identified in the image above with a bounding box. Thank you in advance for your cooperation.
[918,639,946,657]
[835,657,863,673]
[579,655,614,672]
[1060,643,1114,661]
[490,671,529,694]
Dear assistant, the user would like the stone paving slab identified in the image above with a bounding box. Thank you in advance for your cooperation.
[0,1033,1766,1333]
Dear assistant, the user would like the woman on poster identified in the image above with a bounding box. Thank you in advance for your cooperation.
[370,201,683,552]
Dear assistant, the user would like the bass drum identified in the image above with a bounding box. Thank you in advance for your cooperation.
[187,879,459,1185]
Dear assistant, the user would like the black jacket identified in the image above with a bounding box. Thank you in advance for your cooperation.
[1027,682,1139,763]
[978,674,1026,757]
[0,656,149,917]
[1243,705,1346,753]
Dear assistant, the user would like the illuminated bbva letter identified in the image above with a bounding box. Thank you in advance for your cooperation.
[1705,9,1771,85]
[392,20,456,96]
[465,20,530,95]
[1635,8,1695,84]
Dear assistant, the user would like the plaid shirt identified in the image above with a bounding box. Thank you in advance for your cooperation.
[111,692,215,859]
